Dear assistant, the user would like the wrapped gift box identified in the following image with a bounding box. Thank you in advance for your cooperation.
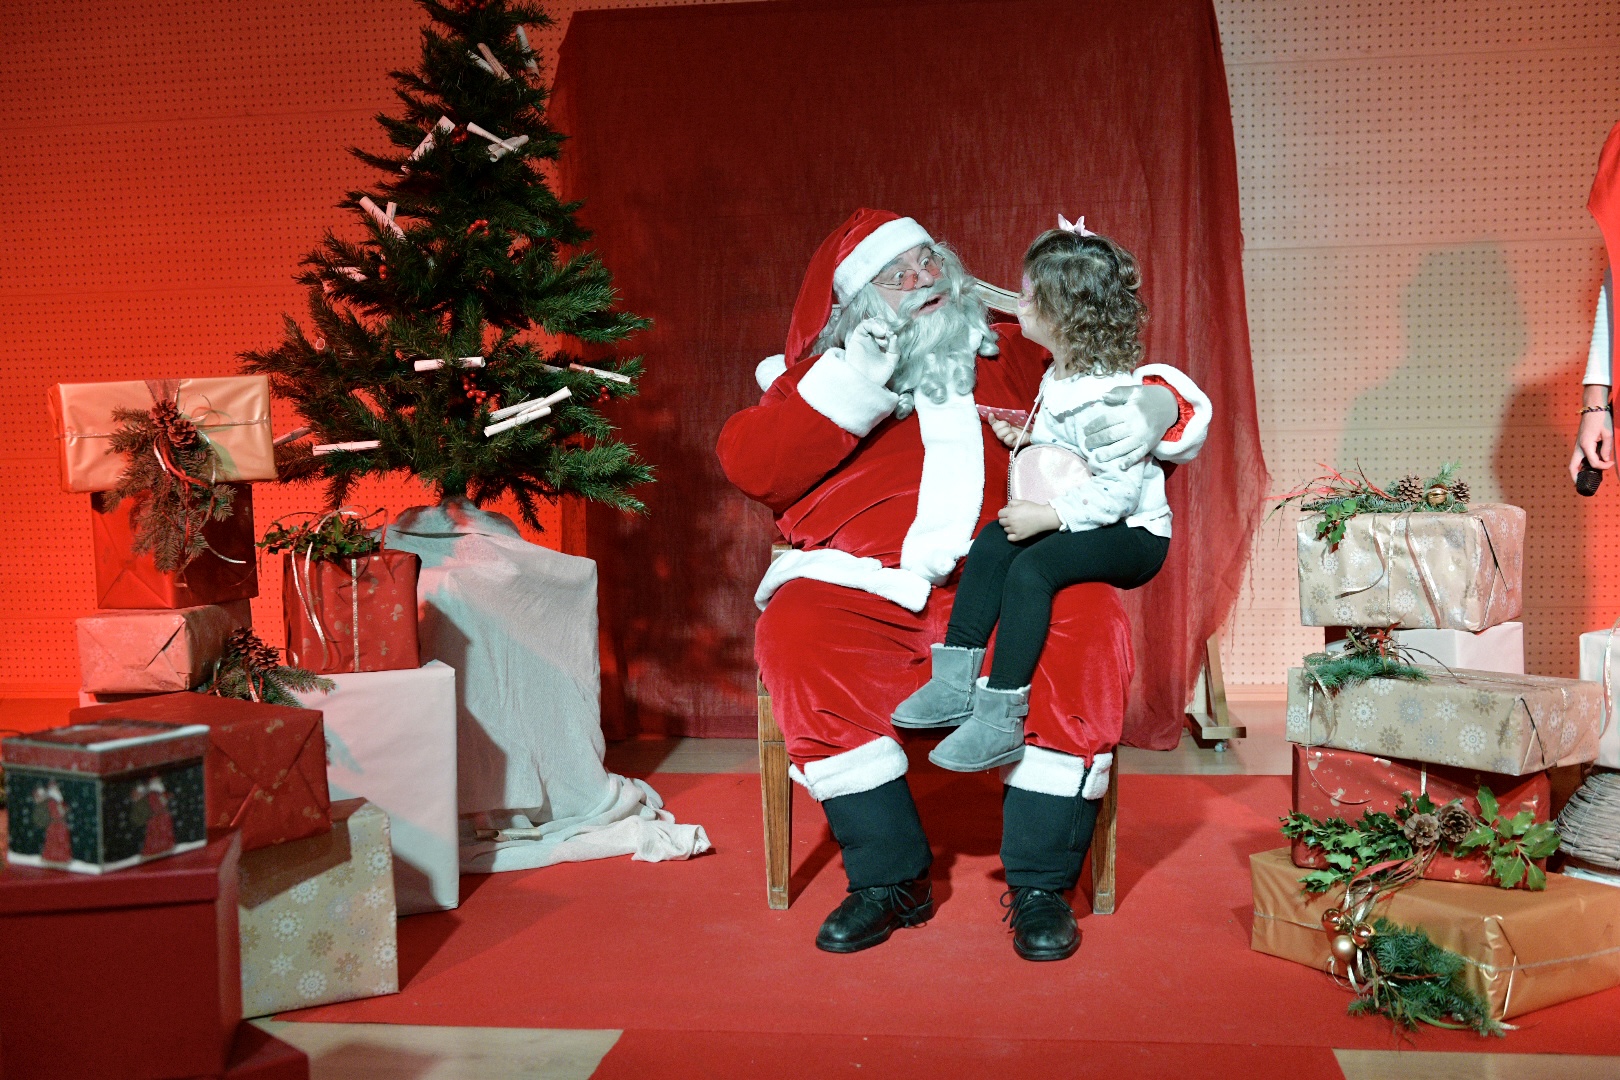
[294,661,459,915]
[283,550,421,674]
[1286,666,1602,775]
[73,693,330,851]
[1297,504,1524,630]
[50,376,276,493]
[3,720,209,873]
[0,830,242,1079]
[93,484,260,609]
[77,599,252,693]
[1388,622,1524,674]
[1251,847,1620,1020]
[1578,630,1620,768]
[239,799,399,1018]
[1290,745,1550,886]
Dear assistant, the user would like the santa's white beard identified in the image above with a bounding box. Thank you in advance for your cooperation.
[889,273,995,420]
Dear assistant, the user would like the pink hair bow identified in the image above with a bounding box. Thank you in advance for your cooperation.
[1058,214,1096,237]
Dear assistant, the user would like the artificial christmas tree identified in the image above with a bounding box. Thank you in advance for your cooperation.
[242,0,651,525]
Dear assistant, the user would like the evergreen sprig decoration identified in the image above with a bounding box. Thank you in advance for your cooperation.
[1301,627,1429,695]
[197,628,333,708]
[1343,919,1504,1036]
[1271,463,1471,549]
[1281,787,1560,893]
[242,0,653,527]
[99,403,236,572]
[260,510,384,562]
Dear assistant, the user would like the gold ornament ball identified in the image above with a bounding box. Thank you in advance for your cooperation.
[1331,933,1359,964]
[1352,924,1376,947]
[1425,484,1449,506]
[1320,908,1342,932]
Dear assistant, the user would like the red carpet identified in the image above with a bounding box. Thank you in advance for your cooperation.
[284,753,1620,1074]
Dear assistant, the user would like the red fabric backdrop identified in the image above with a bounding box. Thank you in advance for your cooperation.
[552,0,1268,742]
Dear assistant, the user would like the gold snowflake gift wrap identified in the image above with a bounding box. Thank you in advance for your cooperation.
[237,798,399,1018]
[1286,668,1602,776]
[1296,504,1524,631]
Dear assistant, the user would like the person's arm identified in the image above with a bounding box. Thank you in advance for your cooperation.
[1083,365,1212,468]
[1572,272,1615,480]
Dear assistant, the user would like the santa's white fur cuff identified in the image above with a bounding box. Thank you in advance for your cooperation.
[790,735,910,801]
[1136,363,1211,465]
[1002,745,1113,800]
[797,348,899,436]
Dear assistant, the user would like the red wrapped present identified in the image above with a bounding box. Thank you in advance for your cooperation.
[92,484,259,609]
[0,830,242,1080]
[72,693,330,851]
[1291,744,1551,886]
[77,599,252,693]
[283,550,421,674]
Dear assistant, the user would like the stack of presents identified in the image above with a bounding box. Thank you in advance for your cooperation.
[1251,498,1620,1023]
[0,377,460,1078]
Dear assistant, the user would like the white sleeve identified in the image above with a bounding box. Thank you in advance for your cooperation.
[1049,458,1145,533]
[1585,271,1614,388]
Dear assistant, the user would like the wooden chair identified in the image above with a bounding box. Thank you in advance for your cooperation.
[756,679,1119,914]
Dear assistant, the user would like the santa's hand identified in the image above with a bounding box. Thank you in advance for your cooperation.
[1082,384,1178,468]
[999,500,1061,542]
[843,318,898,386]
[988,417,1029,450]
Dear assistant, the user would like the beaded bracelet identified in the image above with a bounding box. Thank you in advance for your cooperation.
[1582,403,1613,416]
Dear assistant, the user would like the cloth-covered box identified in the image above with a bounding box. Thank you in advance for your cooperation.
[1290,744,1551,886]
[239,799,399,1018]
[72,693,330,851]
[1251,847,1620,1020]
[1578,629,1620,768]
[50,376,276,493]
[1297,505,1524,630]
[294,661,459,915]
[0,830,242,1079]
[1286,666,1602,775]
[3,720,209,873]
[283,550,421,674]
[93,484,259,609]
[77,599,252,694]
[1389,622,1524,675]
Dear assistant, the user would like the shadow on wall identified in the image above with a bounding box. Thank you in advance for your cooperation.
[1338,242,1527,496]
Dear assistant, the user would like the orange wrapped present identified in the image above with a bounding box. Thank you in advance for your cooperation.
[76,600,252,693]
[92,484,259,609]
[50,376,276,493]
[71,692,330,851]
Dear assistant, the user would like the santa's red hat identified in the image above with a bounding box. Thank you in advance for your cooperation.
[1592,120,1620,284]
[784,208,933,364]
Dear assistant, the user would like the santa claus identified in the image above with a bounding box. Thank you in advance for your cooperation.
[717,209,1210,960]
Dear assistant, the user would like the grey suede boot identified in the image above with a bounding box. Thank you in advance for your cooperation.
[927,678,1029,771]
[891,644,986,729]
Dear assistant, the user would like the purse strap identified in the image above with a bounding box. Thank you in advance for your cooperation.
[1012,383,1047,453]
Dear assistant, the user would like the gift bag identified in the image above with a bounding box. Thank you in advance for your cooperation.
[283,550,421,674]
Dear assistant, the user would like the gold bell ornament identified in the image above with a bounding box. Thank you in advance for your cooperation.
[1425,484,1450,506]
[1330,933,1359,964]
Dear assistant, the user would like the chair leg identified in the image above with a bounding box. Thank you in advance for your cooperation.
[758,679,792,910]
[1090,761,1118,915]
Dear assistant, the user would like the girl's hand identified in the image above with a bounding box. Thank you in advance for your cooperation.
[999,500,1061,542]
[988,417,1030,450]
[1572,407,1615,481]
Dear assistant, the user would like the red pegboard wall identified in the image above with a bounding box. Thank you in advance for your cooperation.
[0,0,563,693]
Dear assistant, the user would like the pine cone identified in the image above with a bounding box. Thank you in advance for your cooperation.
[1394,475,1424,503]
[150,399,201,451]
[1437,801,1476,845]
[1450,478,1470,504]
[1403,812,1441,849]
[226,628,282,674]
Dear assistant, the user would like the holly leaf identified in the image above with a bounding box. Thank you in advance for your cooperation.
[1508,809,1534,837]
[1494,855,1526,889]
[1476,785,1499,822]
[1326,851,1355,869]
[1455,825,1494,853]
[1301,870,1341,894]
[1525,861,1548,891]
[1523,823,1562,859]
[1413,793,1437,816]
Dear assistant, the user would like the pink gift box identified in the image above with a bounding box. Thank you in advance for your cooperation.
[76,601,252,694]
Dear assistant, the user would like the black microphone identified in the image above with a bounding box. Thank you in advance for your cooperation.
[1577,464,1604,497]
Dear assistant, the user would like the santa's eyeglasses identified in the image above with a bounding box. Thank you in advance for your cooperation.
[871,248,946,291]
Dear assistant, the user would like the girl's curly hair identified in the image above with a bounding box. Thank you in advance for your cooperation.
[1022,230,1146,375]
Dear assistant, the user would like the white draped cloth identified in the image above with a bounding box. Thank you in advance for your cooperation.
[387,499,711,873]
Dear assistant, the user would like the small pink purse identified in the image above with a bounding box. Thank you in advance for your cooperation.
[1006,392,1091,504]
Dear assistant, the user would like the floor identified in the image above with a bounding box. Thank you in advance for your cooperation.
[6,693,1616,1078]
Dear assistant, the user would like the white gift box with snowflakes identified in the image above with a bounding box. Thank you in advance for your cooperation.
[237,798,399,1018]
[1296,505,1524,631]
[1285,666,1602,776]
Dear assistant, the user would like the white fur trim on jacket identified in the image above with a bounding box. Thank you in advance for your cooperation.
[1001,745,1113,800]
[833,217,933,302]
[797,348,900,437]
[1136,363,1211,466]
[899,392,984,584]
[1584,272,1613,386]
[789,735,909,801]
[755,547,931,613]
[755,354,788,392]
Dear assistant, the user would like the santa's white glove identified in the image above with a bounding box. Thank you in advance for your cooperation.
[1082,384,1179,468]
[843,318,898,387]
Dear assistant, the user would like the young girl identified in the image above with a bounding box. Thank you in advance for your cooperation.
[891,225,1174,771]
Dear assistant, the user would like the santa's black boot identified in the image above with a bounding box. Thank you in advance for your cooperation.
[815,778,934,954]
[998,785,1100,961]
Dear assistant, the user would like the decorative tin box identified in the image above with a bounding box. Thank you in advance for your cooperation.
[2,719,209,873]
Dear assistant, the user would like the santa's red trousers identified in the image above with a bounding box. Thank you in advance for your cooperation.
[755,577,1133,768]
